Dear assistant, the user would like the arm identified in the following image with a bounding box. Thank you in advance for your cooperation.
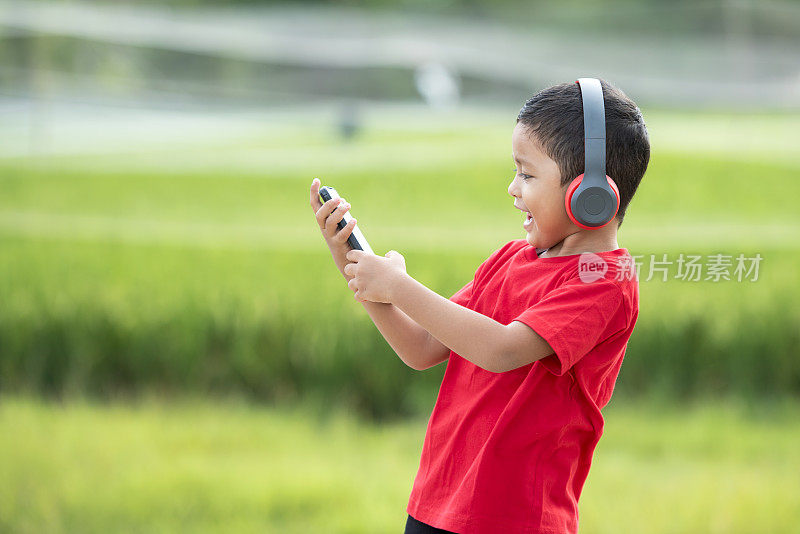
[359,300,450,371]
[390,274,554,373]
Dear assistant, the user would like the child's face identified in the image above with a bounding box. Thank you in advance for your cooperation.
[508,123,573,250]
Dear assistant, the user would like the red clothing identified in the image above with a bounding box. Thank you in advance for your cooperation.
[407,239,639,534]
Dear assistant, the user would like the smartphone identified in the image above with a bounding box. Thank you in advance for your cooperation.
[319,185,374,255]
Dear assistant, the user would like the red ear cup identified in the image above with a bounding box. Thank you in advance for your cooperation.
[564,174,621,229]
[564,174,585,227]
[606,176,620,213]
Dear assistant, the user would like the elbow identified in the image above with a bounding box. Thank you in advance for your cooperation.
[403,358,423,372]
[404,356,429,372]
[485,352,510,374]
[411,359,442,372]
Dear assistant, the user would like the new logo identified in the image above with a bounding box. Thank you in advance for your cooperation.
[578,253,608,283]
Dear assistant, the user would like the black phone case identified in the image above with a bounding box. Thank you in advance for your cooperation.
[319,186,366,252]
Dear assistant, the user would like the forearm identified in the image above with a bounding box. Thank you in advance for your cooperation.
[390,273,507,373]
[359,299,434,371]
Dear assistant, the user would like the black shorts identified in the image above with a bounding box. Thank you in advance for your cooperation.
[404,514,458,534]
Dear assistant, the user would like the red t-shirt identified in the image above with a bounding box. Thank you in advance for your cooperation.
[406,239,639,534]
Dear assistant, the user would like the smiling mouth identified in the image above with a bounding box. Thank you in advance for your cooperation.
[515,206,533,226]
[519,209,532,222]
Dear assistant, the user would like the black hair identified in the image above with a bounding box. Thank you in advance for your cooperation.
[516,79,650,226]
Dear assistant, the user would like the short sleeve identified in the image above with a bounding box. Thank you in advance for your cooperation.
[513,278,626,376]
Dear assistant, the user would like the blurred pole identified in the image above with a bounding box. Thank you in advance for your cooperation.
[414,62,461,110]
[30,32,52,160]
[337,100,361,142]
[723,0,754,83]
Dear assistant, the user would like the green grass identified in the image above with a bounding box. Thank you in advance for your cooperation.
[0,108,799,415]
[1,395,798,533]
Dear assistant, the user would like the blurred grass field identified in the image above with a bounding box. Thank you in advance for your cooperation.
[1,394,799,533]
[1,105,799,531]
[1,106,798,412]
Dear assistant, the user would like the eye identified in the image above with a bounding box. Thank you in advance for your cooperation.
[513,168,533,180]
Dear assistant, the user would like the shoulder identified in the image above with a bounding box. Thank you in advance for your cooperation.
[574,270,638,331]
[489,239,528,260]
[548,258,634,321]
[485,239,528,267]
[558,274,626,303]
[474,239,529,280]
[599,249,640,324]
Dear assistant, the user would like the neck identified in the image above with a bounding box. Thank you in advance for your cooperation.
[540,227,620,258]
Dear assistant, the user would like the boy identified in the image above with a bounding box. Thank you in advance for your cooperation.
[308,78,650,534]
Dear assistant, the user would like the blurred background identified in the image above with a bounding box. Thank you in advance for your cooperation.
[1,0,799,532]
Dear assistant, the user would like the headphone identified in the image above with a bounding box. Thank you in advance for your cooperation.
[564,78,620,229]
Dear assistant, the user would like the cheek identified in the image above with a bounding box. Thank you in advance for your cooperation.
[522,184,550,208]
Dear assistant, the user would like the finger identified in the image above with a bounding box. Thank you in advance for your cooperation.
[344,262,354,276]
[348,278,357,291]
[316,197,343,228]
[336,218,358,243]
[309,178,322,211]
[324,201,352,234]
[330,200,352,226]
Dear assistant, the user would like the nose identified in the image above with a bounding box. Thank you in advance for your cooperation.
[508,177,517,197]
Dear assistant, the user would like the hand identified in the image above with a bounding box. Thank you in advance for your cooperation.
[344,249,407,304]
[309,178,359,281]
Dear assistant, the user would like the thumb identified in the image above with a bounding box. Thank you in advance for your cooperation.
[386,250,405,267]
